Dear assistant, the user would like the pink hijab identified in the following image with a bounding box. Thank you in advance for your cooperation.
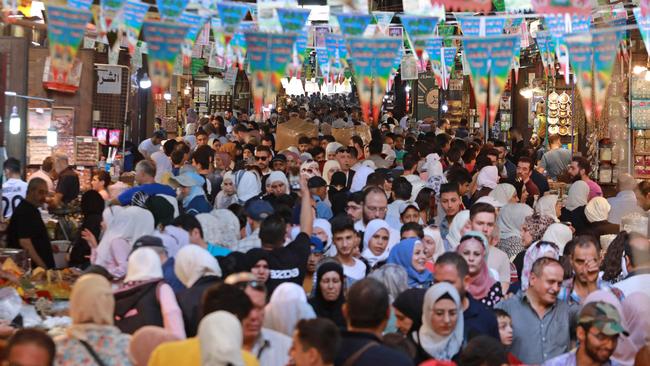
[456,231,496,300]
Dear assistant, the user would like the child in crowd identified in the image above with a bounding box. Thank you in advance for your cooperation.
[494,309,522,365]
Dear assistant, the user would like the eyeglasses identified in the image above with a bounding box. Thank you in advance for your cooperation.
[255,156,268,161]
[234,279,267,292]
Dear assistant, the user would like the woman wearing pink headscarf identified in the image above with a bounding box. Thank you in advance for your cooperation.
[457,231,502,308]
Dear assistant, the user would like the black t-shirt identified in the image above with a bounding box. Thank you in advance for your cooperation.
[265,232,310,294]
[56,167,80,203]
[7,200,55,268]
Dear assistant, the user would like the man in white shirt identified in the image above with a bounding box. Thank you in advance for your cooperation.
[332,215,367,284]
[28,157,54,193]
[151,140,176,183]
[2,158,27,218]
[607,173,643,225]
[138,130,166,159]
[614,233,650,298]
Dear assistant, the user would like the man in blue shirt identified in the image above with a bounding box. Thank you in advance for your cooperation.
[113,160,176,206]
[308,176,333,220]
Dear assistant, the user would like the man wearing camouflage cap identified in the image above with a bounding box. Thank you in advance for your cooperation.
[543,301,628,366]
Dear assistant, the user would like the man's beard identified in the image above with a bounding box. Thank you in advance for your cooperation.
[584,337,615,364]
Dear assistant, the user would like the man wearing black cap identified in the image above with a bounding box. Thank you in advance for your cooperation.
[308,176,333,220]
[271,154,288,174]
[235,198,275,253]
[131,235,183,293]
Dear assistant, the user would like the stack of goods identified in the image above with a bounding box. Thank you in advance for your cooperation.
[547,91,572,136]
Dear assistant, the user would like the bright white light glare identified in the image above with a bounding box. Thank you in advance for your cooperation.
[519,88,534,99]
[634,65,648,75]
[9,106,20,135]
[645,70,650,82]
[441,103,449,112]
[404,85,411,93]
[46,127,58,147]
[139,73,151,89]
[184,88,190,96]
[163,92,172,101]
[4,91,16,96]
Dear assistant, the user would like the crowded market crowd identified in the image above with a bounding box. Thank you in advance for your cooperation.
[2,96,650,366]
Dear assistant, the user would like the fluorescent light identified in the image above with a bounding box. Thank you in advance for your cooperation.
[4,91,16,96]
[519,87,534,99]
[47,127,58,147]
[9,106,20,135]
[163,92,172,101]
[634,65,648,75]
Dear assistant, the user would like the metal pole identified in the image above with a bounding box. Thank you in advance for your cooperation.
[0,52,5,148]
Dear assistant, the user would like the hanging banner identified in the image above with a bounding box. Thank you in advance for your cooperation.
[432,0,492,13]
[532,0,590,15]
[123,0,149,56]
[593,31,622,121]
[231,21,256,68]
[504,0,532,12]
[463,38,491,127]
[156,0,188,20]
[45,5,92,87]
[566,34,593,124]
[68,0,92,9]
[400,15,439,69]
[143,21,189,94]
[421,36,442,83]
[335,13,373,36]
[635,8,650,60]
[179,12,207,65]
[276,7,311,32]
[245,32,270,120]
[217,1,250,46]
[372,38,403,124]
[488,35,519,126]
[441,47,456,90]
[347,37,402,125]
[544,14,591,84]
[457,16,506,37]
[512,40,521,83]
[373,11,394,34]
[535,31,556,77]
[267,33,298,105]
[325,33,346,82]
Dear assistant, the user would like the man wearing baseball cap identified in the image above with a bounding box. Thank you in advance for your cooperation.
[234,198,275,253]
[543,301,628,366]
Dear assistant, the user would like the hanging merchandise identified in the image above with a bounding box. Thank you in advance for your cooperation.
[532,0,590,15]
[44,4,92,92]
[122,0,150,56]
[156,0,189,20]
[142,21,189,94]
[488,35,520,126]
[335,13,373,36]
[463,38,491,128]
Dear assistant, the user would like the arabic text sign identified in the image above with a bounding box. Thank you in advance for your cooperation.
[96,65,123,94]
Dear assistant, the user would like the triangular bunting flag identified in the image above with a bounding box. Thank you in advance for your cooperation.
[143,21,189,94]
[46,5,92,86]
[593,31,623,121]
[217,1,250,46]
[371,38,403,124]
[400,15,439,70]
[463,38,491,127]
[276,8,311,32]
[566,34,594,124]
[156,0,188,20]
[122,0,149,56]
[635,8,650,60]
[488,35,519,126]
[442,47,457,90]
[336,13,373,36]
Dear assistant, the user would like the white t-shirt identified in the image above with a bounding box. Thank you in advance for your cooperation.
[150,151,172,183]
[2,178,27,218]
[28,170,54,192]
[343,258,367,282]
[138,138,161,159]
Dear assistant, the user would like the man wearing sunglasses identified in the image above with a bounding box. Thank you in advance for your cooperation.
[255,145,273,177]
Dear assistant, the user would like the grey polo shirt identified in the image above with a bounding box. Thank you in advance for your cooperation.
[495,291,580,365]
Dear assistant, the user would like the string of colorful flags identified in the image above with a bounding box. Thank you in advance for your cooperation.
[20,0,650,124]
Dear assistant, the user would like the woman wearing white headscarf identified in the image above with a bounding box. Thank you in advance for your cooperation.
[265,171,290,196]
[535,194,561,222]
[322,160,341,185]
[411,282,464,363]
[423,226,445,263]
[263,283,316,337]
[488,183,518,207]
[350,164,374,193]
[233,169,261,203]
[445,210,470,250]
[114,247,185,339]
[542,223,573,253]
[198,311,246,366]
[313,218,334,256]
[560,180,590,233]
[84,206,155,279]
[496,203,534,259]
[214,171,239,209]
[362,219,398,268]
[579,197,620,240]
[472,165,499,203]
[325,141,343,160]
[175,244,223,337]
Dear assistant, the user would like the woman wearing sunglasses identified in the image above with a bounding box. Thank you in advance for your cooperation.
[457,231,503,308]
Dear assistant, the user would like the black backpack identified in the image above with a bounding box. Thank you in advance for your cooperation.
[113,280,164,334]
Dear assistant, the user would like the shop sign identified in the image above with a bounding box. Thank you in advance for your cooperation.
[224,67,238,86]
[96,65,123,94]
[401,55,418,80]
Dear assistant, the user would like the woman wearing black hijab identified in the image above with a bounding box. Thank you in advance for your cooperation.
[308,261,346,328]
[393,288,427,336]
[69,190,105,269]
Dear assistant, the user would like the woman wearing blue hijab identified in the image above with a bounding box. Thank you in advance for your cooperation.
[387,238,433,288]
